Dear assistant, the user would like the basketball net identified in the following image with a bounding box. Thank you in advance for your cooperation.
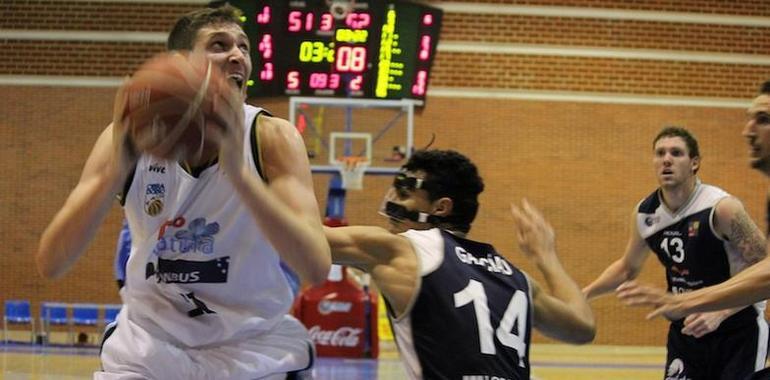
[334,156,369,190]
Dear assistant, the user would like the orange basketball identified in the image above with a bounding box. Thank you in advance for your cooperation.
[121,53,225,161]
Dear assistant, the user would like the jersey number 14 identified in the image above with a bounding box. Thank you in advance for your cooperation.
[454,279,527,367]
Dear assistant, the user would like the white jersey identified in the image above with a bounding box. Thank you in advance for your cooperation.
[121,104,295,348]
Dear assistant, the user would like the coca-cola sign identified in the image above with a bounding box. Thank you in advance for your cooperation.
[308,325,362,347]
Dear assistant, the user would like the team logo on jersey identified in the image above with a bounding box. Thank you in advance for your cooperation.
[148,163,166,174]
[153,217,220,256]
[144,183,166,216]
[145,257,230,284]
[645,215,660,226]
[687,221,700,237]
[671,265,690,276]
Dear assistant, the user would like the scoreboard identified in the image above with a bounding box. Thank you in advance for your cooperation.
[234,0,443,101]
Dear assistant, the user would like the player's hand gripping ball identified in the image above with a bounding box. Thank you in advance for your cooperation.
[120,53,226,161]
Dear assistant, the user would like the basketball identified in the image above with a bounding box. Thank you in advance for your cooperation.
[121,52,225,161]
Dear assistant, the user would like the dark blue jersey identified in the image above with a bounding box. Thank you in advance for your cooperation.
[636,182,759,330]
[392,228,532,380]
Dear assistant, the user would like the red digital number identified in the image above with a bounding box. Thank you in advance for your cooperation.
[256,6,271,24]
[304,12,314,31]
[329,74,340,89]
[287,71,300,89]
[412,70,427,96]
[258,34,272,59]
[345,13,371,29]
[320,13,334,31]
[418,35,431,61]
[422,14,433,26]
[289,11,319,32]
[349,75,363,91]
[288,11,302,32]
[309,73,328,89]
[335,46,367,73]
[260,63,274,81]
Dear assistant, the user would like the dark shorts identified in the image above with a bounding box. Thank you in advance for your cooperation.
[664,314,768,380]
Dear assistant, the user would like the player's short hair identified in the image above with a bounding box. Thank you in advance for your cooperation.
[402,150,484,233]
[760,80,770,95]
[167,3,244,51]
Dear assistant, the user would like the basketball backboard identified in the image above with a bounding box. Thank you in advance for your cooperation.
[289,97,422,176]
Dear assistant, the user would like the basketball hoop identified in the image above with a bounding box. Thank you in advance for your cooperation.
[333,156,369,190]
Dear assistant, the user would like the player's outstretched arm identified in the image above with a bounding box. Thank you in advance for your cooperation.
[510,200,595,344]
[583,209,649,300]
[37,84,136,279]
[324,225,417,316]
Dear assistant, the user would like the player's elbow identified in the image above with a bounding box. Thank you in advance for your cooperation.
[304,255,332,285]
[571,320,596,344]
[565,311,596,344]
[35,249,64,280]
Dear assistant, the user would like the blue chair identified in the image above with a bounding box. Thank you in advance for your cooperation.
[40,302,69,345]
[71,303,100,345]
[103,304,122,326]
[3,300,35,344]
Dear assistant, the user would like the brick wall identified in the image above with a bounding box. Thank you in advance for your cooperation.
[438,0,770,16]
[2,0,768,347]
[432,53,768,98]
[441,14,770,55]
[0,2,196,31]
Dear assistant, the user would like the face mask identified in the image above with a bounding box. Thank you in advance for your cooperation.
[380,200,443,224]
[377,170,444,224]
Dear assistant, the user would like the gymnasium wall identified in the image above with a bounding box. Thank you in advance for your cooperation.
[1,0,768,346]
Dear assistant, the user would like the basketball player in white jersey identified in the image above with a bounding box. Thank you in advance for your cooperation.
[617,83,770,379]
[36,5,330,379]
[585,127,768,379]
[324,149,595,380]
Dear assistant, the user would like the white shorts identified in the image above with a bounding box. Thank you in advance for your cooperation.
[95,310,314,380]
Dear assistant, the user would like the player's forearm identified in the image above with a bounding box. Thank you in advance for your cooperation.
[536,254,594,325]
[681,259,770,314]
[584,260,635,300]
[231,168,331,284]
[36,174,121,279]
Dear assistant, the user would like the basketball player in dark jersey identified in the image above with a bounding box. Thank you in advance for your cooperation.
[324,149,595,380]
[586,127,768,379]
[617,82,770,380]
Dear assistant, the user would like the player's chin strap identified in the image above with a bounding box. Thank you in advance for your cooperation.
[383,201,445,224]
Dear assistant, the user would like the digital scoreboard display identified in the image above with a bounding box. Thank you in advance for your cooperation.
[235,0,443,100]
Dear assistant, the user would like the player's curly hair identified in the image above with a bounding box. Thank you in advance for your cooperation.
[402,149,485,233]
[167,3,244,51]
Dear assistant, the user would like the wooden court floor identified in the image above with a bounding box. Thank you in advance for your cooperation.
[1,343,666,379]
